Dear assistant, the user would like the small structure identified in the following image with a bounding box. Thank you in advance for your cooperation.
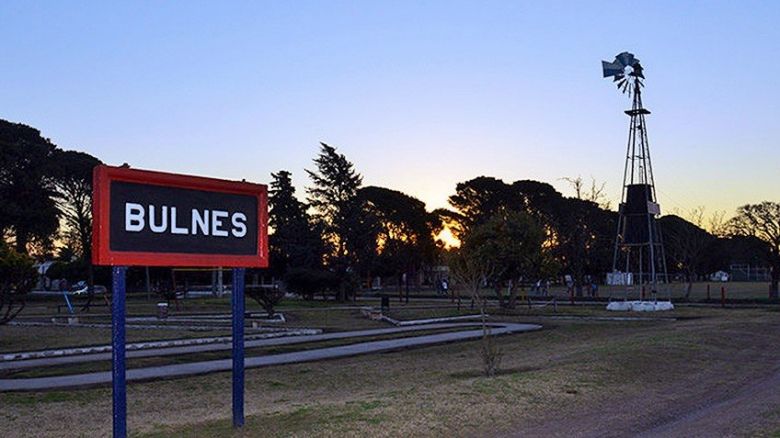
[710,271,729,282]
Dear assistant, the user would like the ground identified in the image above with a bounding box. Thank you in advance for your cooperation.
[2,291,780,437]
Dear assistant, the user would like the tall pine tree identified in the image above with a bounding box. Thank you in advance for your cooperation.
[269,170,323,276]
[306,142,369,300]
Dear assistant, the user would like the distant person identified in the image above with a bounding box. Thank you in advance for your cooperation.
[441,278,449,297]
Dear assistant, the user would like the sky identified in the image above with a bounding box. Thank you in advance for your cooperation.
[2,1,779,218]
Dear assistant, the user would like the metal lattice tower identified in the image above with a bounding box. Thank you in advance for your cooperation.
[602,52,669,300]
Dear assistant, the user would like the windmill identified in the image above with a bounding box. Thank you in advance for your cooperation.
[602,51,671,310]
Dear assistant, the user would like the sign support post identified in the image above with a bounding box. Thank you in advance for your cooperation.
[112,266,127,438]
[92,165,267,436]
[232,267,246,428]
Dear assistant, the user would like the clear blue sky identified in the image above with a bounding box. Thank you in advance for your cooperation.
[2,1,778,216]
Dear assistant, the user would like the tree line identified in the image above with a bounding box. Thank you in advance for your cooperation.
[1,119,101,322]
[2,119,779,324]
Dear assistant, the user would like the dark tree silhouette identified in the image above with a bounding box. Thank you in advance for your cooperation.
[0,120,60,254]
[265,170,327,304]
[660,212,715,299]
[729,202,780,298]
[0,242,36,324]
[269,170,323,275]
[470,209,547,308]
[306,142,367,301]
[447,176,614,294]
[447,176,517,239]
[360,186,439,298]
[50,150,101,309]
[52,150,101,258]
[550,197,615,296]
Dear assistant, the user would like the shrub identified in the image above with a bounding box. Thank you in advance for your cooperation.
[0,243,37,324]
[284,268,339,300]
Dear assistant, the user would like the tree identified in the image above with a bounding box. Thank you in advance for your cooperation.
[245,285,285,317]
[448,216,513,377]
[661,209,715,299]
[360,186,439,298]
[729,202,780,298]
[447,176,516,239]
[0,241,37,324]
[306,142,367,301]
[265,170,329,303]
[561,175,612,210]
[50,149,101,309]
[462,210,547,308]
[549,197,615,296]
[0,120,60,254]
[445,176,616,294]
[51,150,101,258]
[268,170,323,276]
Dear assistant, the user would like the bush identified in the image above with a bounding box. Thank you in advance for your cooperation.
[45,259,89,283]
[245,285,285,316]
[0,243,37,324]
[480,327,503,377]
[283,268,339,300]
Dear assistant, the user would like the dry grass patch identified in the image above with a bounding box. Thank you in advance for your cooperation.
[3,308,780,437]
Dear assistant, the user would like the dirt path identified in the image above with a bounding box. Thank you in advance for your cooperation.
[509,367,780,438]
[636,366,780,437]
[509,314,780,438]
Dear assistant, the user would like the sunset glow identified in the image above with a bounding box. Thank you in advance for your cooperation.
[2,2,778,218]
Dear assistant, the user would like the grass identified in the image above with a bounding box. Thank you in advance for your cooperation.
[4,302,780,436]
[0,325,230,353]
[2,389,107,406]
[143,400,388,438]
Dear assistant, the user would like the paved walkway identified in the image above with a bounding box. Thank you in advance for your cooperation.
[0,328,321,365]
[0,322,540,391]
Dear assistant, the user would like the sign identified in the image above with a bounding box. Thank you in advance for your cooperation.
[92,165,268,267]
[92,165,266,436]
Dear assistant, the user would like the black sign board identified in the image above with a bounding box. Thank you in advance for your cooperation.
[92,165,268,267]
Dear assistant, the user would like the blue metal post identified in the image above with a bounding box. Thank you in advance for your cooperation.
[62,290,74,314]
[232,268,246,428]
[112,266,127,438]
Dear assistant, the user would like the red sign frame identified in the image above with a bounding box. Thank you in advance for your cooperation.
[92,165,268,268]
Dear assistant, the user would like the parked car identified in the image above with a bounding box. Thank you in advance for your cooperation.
[70,281,108,296]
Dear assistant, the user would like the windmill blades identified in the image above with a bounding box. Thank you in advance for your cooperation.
[633,63,645,79]
[616,51,635,68]
[602,51,646,97]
